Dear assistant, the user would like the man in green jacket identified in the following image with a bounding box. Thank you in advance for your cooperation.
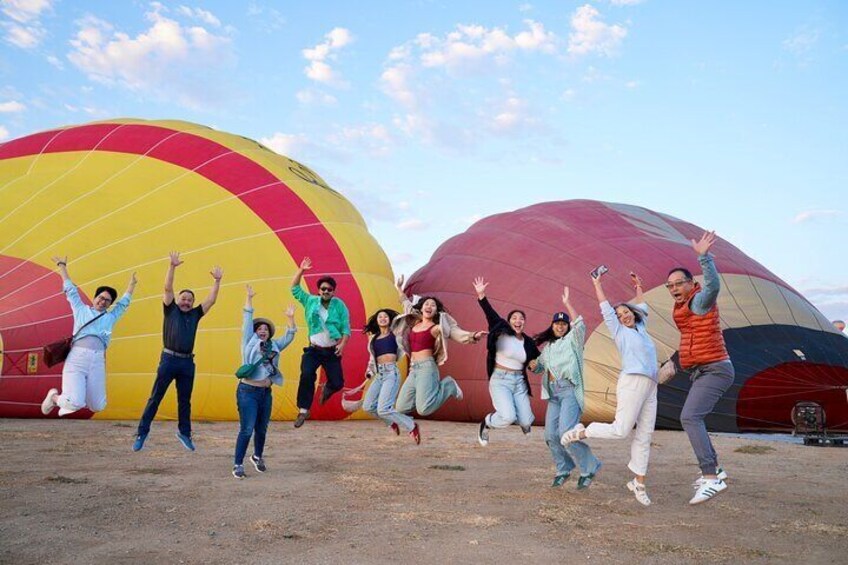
[291,257,351,428]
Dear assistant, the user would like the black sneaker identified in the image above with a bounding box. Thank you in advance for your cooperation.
[294,411,309,428]
[250,455,266,473]
[319,386,336,405]
[232,465,245,479]
[477,420,489,446]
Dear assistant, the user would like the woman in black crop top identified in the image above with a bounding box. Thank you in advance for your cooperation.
[362,308,420,443]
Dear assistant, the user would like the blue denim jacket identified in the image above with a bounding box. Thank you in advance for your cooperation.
[65,279,131,348]
[241,308,297,386]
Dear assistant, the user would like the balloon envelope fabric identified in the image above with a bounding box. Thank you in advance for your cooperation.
[405,200,848,432]
[0,119,398,421]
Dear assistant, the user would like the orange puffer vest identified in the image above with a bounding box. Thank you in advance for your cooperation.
[673,282,729,369]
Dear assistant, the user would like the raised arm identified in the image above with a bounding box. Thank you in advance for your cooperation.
[473,277,503,329]
[274,304,298,351]
[630,272,644,304]
[242,285,256,347]
[51,255,70,282]
[109,272,137,321]
[562,286,578,322]
[690,231,720,315]
[201,266,223,314]
[395,274,415,313]
[291,256,311,289]
[163,251,183,306]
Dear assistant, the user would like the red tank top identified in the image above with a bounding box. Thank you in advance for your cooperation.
[409,327,437,352]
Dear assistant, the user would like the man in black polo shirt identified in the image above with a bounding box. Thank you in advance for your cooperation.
[133,252,223,452]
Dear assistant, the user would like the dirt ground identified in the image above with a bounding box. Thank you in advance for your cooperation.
[1,419,846,565]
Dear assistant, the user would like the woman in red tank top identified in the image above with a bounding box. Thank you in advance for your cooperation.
[393,275,486,419]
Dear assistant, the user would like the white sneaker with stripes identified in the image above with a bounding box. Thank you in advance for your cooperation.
[689,478,727,505]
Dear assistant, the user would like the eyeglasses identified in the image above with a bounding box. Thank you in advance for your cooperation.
[664,279,691,289]
[319,286,335,292]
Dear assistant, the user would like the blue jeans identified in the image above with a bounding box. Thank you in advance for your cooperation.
[362,363,415,432]
[486,369,534,428]
[234,382,273,465]
[544,380,601,477]
[137,352,195,437]
[396,358,460,416]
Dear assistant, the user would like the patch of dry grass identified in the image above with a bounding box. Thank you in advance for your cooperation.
[734,445,775,454]
[632,540,771,561]
[769,521,848,536]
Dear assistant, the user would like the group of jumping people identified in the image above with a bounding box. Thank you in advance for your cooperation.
[40,231,733,506]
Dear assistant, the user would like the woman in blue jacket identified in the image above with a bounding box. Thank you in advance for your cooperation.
[233,285,297,479]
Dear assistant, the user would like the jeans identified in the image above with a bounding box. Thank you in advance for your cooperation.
[396,358,460,416]
[297,346,344,410]
[585,373,657,476]
[137,352,196,437]
[544,380,601,477]
[362,363,415,432]
[234,382,273,465]
[56,347,107,416]
[485,369,534,429]
[680,360,735,475]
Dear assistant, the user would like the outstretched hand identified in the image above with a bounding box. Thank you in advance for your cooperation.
[473,276,488,298]
[395,274,405,292]
[472,330,489,342]
[630,272,643,288]
[284,304,296,318]
[300,257,313,271]
[169,251,184,267]
[129,271,138,286]
[210,266,224,281]
[691,231,716,256]
[246,284,256,298]
[562,286,571,305]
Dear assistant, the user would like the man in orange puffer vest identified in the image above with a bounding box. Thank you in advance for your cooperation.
[666,231,734,505]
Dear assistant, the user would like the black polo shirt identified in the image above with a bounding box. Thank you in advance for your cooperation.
[162,301,204,354]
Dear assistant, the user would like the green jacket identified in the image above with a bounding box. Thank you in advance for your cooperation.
[291,285,351,340]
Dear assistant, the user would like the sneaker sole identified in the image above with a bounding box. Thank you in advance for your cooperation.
[689,485,727,505]
[40,388,58,415]
[251,459,266,473]
[175,434,195,451]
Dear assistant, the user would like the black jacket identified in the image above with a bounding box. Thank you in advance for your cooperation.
[478,297,540,396]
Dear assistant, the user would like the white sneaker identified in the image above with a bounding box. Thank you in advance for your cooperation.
[560,423,585,446]
[455,382,464,401]
[627,479,651,506]
[41,388,58,415]
[689,478,727,505]
[692,466,728,488]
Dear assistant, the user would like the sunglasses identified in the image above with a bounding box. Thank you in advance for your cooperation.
[665,280,691,289]
[319,286,335,292]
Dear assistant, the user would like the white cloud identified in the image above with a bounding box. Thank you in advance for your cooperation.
[791,209,842,224]
[783,29,819,55]
[0,100,26,112]
[625,79,640,88]
[609,0,644,5]
[327,123,395,157]
[519,3,533,12]
[260,132,312,157]
[67,6,234,109]
[46,54,63,68]
[302,27,354,87]
[487,95,543,134]
[567,4,627,57]
[295,89,338,106]
[1,0,52,23]
[177,5,221,27]
[1,0,52,48]
[396,218,427,231]
[2,21,43,47]
[0,125,9,140]
[391,252,414,264]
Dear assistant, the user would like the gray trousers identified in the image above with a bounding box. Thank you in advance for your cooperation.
[680,360,734,475]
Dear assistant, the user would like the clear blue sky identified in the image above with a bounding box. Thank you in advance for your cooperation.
[2,0,846,321]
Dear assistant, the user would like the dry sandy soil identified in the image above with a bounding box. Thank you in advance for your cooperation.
[1,419,846,564]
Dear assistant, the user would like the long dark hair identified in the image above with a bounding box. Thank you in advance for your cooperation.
[534,321,571,347]
[413,296,447,324]
[614,303,644,325]
[364,308,400,336]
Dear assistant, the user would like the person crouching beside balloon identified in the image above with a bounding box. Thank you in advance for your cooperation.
[472,276,540,447]
[41,256,137,417]
[232,285,297,479]
[561,271,658,506]
[393,275,486,417]
[362,307,421,444]
[529,287,602,489]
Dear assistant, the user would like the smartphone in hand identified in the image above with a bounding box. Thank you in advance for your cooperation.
[590,265,609,279]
